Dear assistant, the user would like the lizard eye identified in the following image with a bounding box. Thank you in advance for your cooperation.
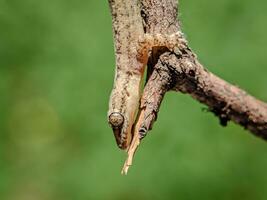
[108,112,124,128]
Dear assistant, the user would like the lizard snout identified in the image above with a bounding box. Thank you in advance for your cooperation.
[108,112,128,149]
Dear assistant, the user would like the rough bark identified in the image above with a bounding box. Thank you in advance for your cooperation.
[139,0,267,138]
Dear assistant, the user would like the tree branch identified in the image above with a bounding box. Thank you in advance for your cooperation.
[140,0,267,138]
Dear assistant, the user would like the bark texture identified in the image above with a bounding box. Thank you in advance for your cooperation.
[140,0,267,138]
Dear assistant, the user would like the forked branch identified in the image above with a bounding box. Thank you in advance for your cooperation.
[139,0,267,137]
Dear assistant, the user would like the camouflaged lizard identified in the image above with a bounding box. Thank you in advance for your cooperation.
[107,0,181,150]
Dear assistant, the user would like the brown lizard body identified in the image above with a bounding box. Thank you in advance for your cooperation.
[108,0,145,150]
[107,0,182,171]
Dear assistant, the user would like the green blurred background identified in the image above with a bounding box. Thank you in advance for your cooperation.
[0,0,267,199]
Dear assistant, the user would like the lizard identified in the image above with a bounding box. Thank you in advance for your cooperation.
[107,0,182,170]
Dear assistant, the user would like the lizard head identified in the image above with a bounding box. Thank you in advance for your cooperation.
[108,112,129,149]
[108,72,142,150]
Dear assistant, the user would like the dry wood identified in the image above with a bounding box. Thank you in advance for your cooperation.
[139,0,267,136]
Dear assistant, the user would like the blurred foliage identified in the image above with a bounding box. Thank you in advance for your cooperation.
[0,0,267,199]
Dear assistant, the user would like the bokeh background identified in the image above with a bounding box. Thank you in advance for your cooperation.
[0,0,267,199]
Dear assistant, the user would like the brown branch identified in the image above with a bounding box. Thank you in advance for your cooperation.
[140,0,267,138]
